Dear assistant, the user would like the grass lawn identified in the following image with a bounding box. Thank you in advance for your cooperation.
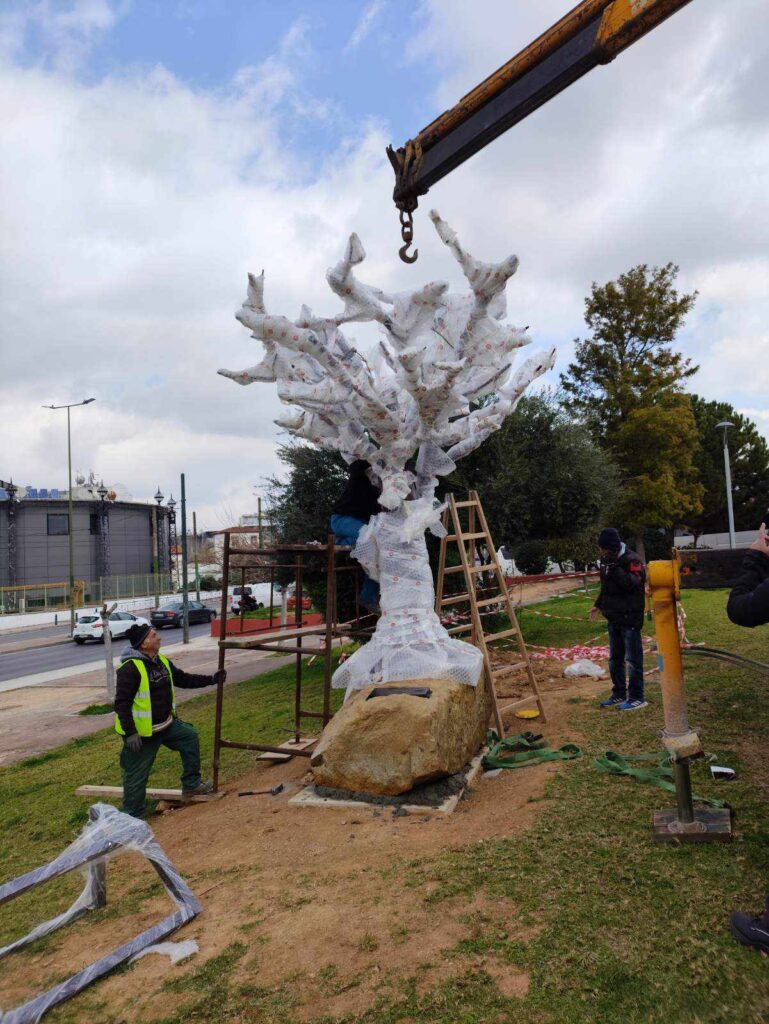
[1,586,768,1023]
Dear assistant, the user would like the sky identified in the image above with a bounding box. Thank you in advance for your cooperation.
[1,0,767,530]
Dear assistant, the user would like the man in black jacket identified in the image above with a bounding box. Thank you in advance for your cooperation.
[114,622,225,817]
[589,527,647,711]
[726,523,769,628]
[726,523,769,953]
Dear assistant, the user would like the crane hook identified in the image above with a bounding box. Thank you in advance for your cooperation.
[398,208,418,264]
[399,240,418,264]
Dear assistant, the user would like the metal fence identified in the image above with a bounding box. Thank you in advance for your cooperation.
[0,574,174,613]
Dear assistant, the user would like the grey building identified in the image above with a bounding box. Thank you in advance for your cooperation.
[0,487,173,588]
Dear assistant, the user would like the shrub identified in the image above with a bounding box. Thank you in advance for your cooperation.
[515,540,549,575]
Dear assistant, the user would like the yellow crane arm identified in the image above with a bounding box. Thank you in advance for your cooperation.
[388,0,696,260]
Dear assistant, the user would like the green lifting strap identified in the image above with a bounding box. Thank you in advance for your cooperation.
[482,731,583,771]
[593,750,728,809]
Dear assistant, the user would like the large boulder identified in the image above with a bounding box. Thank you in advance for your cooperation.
[310,677,491,796]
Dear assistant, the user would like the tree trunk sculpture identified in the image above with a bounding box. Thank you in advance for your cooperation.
[220,211,555,703]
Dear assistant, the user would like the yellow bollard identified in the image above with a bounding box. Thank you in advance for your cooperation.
[647,556,702,760]
[647,553,731,843]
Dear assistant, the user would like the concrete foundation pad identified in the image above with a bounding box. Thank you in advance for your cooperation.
[290,752,484,816]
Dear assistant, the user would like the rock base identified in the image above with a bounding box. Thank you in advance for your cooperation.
[310,677,490,796]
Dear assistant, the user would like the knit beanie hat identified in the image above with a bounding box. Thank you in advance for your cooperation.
[126,622,152,648]
[598,527,622,551]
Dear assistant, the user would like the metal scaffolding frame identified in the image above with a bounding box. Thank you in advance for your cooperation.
[212,530,376,790]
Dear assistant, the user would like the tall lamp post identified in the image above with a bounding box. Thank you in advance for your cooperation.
[716,420,736,550]
[153,487,164,608]
[43,398,96,634]
[167,494,177,590]
[97,480,111,595]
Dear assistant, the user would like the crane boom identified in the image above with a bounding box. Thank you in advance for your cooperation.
[387,0,696,261]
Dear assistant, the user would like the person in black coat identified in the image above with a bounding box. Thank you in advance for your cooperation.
[589,527,647,711]
[726,523,769,628]
[114,622,225,817]
[726,523,769,953]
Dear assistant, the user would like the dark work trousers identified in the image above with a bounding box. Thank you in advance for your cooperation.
[119,718,202,817]
[607,621,645,702]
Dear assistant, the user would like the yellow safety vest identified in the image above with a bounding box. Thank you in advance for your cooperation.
[114,654,176,737]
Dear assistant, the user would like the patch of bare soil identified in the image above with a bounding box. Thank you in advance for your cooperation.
[2,673,604,1022]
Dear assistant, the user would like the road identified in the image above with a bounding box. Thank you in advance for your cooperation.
[0,620,216,683]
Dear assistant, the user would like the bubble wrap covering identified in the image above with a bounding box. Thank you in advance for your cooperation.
[332,499,483,698]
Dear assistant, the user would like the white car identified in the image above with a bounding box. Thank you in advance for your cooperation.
[72,610,150,645]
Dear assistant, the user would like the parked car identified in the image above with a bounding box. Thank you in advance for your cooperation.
[151,601,217,629]
[73,611,150,645]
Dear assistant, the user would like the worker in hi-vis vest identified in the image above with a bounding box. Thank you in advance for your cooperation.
[114,621,225,817]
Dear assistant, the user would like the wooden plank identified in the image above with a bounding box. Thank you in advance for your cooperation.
[498,696,539,713]
[76,785,225,803]
[445,531,487,542]
[492,662,526,679]
[481,627,520,642]
[257,737,317,762]
[447,623,473,635]
[443,563,489,575]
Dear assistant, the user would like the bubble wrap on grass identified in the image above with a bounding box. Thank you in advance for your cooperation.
[332,500,482,698]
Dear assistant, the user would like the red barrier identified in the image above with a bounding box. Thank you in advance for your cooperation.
[212,613,324,638]
[504,570,599,585]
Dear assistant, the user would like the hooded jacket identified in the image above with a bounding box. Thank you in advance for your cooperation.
[726,550,769,628]
[114,646,214,737]
[593,546,646,629]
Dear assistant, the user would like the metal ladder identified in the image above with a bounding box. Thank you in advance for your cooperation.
[435,490,547,734]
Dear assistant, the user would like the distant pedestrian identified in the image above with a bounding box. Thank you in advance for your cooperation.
[725,522,769,954]
[588,527,647,711]
[114,622,224,817]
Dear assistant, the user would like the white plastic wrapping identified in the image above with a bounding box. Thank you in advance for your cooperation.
[221,211,556,697]
[332,499,483,697]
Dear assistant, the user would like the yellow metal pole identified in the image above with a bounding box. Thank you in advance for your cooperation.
[648,553,731,842]
[647,555,701,760]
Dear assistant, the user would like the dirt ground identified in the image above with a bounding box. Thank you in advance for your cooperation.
[3,663,607,1023]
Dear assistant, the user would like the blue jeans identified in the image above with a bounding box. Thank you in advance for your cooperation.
[607,621,644,702]
[329,514,379,607]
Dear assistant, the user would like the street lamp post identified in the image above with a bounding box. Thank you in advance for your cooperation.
[44,398,95,634]
[97,481,111,594]
[167,494,177,590]
[153,487,164,608]
[716,421,736,550]
[180,473,190,644]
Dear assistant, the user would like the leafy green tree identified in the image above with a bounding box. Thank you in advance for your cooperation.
[687,396,769,543]
[443,393,619,560]
[266,444,356,617]
[560,264,702,557]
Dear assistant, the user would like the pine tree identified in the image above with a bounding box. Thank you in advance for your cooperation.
[560,264,701,557]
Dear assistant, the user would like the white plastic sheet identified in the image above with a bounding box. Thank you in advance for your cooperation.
[220,211,556,696]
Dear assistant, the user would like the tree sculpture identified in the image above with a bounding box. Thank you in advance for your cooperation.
[220,211,555,702]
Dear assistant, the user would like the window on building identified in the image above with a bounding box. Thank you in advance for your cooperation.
[90,513,100,535]
[47,514,69,536]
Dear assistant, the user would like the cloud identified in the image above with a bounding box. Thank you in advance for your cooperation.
[345,0,385,53]
[1,0,768,532]
[0,0,123,72]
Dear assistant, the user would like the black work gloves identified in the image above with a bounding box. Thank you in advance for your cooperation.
[213,669,227,686]
[125,733,142,753]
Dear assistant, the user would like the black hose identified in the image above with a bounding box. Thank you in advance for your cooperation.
[681,645,769,676]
